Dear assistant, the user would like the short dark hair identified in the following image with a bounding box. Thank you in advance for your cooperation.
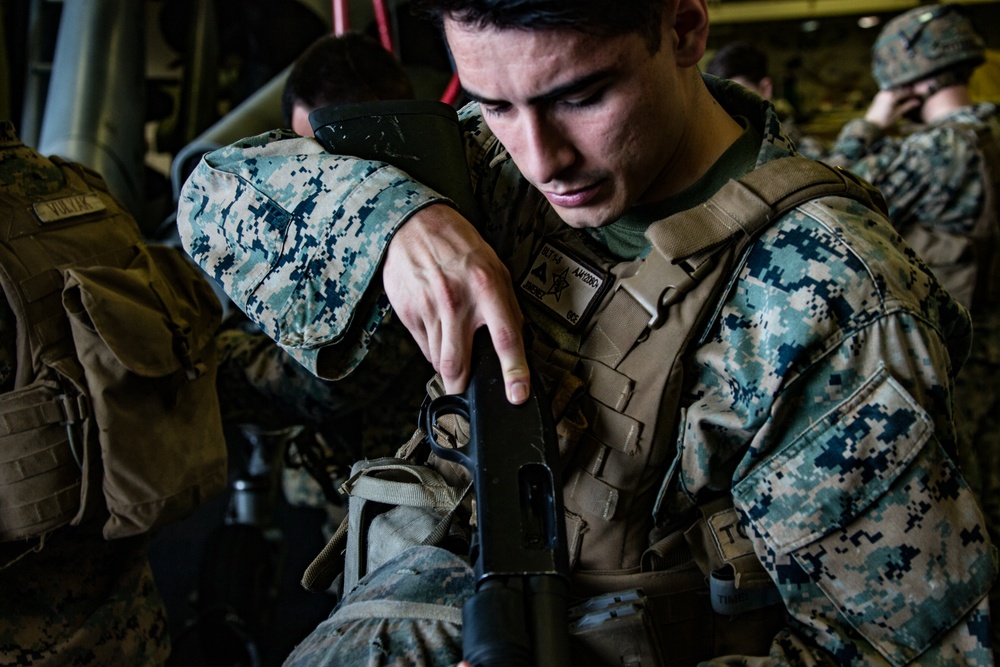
[281,32,416,125]
[411,0,665,53]
[705,41,769,82]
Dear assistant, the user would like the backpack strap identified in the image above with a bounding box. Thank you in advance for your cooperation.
[581,158,886,367]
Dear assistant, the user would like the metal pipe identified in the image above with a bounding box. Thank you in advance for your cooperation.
[373,0,394,54]
[332,0,349,35]
[37,0,146,224]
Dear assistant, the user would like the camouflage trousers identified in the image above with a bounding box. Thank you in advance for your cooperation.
[0,525,170,666]
[284,546,471,667]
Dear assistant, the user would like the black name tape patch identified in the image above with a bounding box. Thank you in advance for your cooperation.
[519,240,609,330]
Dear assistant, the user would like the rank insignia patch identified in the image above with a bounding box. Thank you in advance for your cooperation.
[519,240,609,330]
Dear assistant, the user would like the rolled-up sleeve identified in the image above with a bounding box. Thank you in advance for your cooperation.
[177,130,445,377]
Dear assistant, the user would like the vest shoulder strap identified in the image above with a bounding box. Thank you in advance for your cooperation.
[586,157,888,367]
[648,156,888,261]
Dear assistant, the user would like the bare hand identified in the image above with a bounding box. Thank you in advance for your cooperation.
[383,203,530,403]
[863,88,921,129]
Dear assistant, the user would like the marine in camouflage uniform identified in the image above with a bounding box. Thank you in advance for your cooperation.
[827,5,1000,654]
[178,1,995,664]
[0,121,170,666]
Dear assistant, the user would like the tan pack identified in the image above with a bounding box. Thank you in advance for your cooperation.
[0,158,226,546]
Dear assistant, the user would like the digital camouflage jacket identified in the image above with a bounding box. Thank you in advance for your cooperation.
[830,100,1000,660]
[178,80,996,665]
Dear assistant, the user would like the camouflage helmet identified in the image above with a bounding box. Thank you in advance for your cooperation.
[871,3,985,89]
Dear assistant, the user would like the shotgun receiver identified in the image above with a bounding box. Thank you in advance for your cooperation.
[421,327,571,667]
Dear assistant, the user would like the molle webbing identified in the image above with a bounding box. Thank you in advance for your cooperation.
[559,157,887,583]
[0,162,140,541]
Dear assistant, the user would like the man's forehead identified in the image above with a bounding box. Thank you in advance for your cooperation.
[444,19,642,100]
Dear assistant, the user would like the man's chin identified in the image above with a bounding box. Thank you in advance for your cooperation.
[549,202,618,229]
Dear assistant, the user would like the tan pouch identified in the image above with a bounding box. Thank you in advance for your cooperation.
[62,244,226,538]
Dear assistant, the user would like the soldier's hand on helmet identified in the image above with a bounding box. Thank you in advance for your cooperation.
[864,89,921,130]
[383,203,530,404]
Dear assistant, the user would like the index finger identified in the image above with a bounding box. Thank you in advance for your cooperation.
[481,291,530,405]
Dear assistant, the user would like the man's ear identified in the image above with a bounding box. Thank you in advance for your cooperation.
[672,0,710,67]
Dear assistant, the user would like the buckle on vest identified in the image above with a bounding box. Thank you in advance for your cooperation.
[57,393,88,470]
[57,393,88,425]
[616,258,698,329]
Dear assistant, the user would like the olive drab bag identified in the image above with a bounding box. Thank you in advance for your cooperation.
[0,157,226,546]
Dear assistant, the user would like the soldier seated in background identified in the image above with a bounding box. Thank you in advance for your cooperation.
[826,3,1000,655]
[281,31,416,137]
[0,120,226,666]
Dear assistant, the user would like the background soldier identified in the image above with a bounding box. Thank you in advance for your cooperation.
[281,31,417,137]
[0,120,225,665]
[826,6,1000,653]
[705,40,827,159]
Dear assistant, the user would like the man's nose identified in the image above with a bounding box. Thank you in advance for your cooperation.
[516,114,576,185]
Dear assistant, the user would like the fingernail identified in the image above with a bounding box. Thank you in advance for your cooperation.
[509,381,529,404]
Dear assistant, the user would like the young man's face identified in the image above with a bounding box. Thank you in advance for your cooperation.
[445,17,696,228]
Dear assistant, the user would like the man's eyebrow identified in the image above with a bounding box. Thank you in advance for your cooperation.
[463,69,615,107]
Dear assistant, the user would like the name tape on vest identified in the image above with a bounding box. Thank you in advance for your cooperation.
[519,240,609,330]
[33,193,107,223]
[708,507,755,563]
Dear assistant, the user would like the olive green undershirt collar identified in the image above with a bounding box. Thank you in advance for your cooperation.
[593,116,761,260]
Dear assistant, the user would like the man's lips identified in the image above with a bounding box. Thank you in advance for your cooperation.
[544,182,601,208]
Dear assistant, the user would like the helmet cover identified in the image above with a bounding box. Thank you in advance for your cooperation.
[871,3,985,89]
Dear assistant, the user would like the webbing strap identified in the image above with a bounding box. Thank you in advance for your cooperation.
[0,393,86,436]
[302,459,473,593]
[301,514,349,592]
[0,482,78,537]
[327,600,463,627]
[0,438,73,485]
[581,158,883,369]
[579,359,633,412]
[344,466,464,511]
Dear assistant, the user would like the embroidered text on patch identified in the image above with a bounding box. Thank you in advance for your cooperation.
[519,240,608,329]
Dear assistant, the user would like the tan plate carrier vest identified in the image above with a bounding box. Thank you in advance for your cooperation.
[303,157,888,663]
[0,158,227,555]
